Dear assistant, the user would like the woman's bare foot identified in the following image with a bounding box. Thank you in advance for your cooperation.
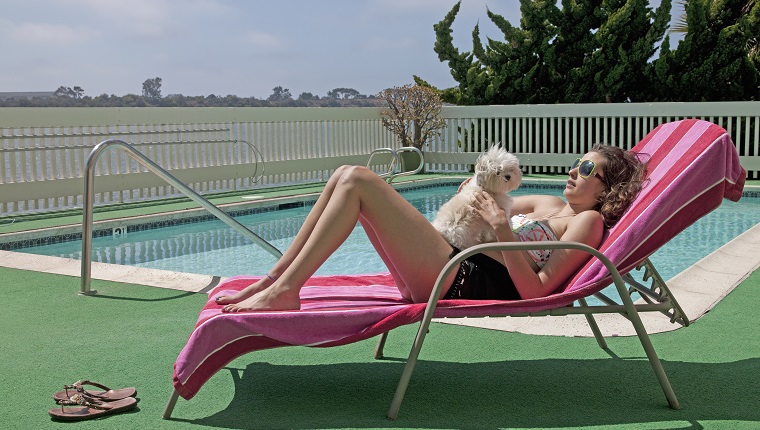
[214,277,273,305]
[221,286,301,312]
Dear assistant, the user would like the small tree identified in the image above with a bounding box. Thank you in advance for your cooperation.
[298,92,319,100]
[327,87,361,99]
[378,84,446,150]
[54,86,85,99]
[267,86,292,102]
[142,77,162,100]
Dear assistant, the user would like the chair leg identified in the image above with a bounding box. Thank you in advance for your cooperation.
[387,313,437,419]
[578,298,608,349]
[374,332,389,359]
[162,389,180,419]
[621,293,681,409]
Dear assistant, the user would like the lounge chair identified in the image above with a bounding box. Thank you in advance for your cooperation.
[163,119,746,420]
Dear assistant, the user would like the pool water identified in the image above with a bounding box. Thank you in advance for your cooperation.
[18,185,760,286]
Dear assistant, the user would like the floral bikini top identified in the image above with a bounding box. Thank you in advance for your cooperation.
[511,214,559,269]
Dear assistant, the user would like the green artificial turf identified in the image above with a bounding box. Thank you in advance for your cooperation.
[1,266,759,429]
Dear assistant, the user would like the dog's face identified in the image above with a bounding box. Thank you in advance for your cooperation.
[474,146,522,193]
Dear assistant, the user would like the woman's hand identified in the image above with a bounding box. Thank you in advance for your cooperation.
[471,191,509,231]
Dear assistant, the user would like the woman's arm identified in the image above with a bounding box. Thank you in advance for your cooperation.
[523,211,604,297]
[472,192,604,299]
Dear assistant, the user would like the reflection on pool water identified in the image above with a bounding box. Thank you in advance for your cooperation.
[16,185,760,286]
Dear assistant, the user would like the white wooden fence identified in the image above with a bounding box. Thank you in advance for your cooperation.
[1,102,758,215]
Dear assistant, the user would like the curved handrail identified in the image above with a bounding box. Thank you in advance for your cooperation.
[387,147,424,182]
[365,148,397,178]
[80,139,282,295]
[238,139,265,183]
[365,147,425,183]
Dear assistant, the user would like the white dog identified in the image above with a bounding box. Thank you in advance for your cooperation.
[432,146,522,250]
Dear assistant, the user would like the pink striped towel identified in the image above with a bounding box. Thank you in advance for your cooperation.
[173,119,746,400]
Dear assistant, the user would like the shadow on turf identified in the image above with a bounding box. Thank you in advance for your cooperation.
[169,357,760,429]
[86,291,198,302]
[82,276,221,302]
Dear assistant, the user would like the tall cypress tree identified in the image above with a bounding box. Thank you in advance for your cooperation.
[432,0,670,104]
[651,0,760,101]
[491,1,561,104]
[548,0,605,103]
[581,0,671,102]
[433,0,562,105]
[431,2,474,105]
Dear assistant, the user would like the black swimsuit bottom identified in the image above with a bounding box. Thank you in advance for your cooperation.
[443,246,522,300]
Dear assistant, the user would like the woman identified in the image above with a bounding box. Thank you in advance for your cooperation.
[217,144,647,311]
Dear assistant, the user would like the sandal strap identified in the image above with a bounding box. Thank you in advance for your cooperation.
[57,393,117,411]
[64,380,111,393]
[62,380,113,399]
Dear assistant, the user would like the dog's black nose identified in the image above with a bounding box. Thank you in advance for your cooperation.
[504,174,511,181]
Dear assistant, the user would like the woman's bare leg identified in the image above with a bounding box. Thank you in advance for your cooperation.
[215,165,357,304]
[359,215,410,298]
[222,166,456,312]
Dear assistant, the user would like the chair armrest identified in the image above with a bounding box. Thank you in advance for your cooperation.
[421,241,625,320]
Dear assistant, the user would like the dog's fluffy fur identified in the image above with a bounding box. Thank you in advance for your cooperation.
[432,146,522,250]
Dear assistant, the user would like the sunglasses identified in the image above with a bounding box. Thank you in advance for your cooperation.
[571,158,607,185]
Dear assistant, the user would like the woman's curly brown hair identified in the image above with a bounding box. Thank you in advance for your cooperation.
[591,144,648,228]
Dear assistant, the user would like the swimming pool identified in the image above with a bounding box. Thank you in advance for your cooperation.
[11,184,760,285]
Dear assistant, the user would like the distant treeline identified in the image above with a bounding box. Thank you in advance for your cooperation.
[0,92,386,108]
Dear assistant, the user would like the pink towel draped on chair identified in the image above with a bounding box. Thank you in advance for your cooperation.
[172,119,746,401]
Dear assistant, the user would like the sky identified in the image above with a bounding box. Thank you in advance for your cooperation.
[0,0,679,100]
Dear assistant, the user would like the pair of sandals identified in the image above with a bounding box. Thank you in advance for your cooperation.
[49,380,138,421]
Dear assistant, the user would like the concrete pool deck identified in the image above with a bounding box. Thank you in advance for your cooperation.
[1,174,758,338]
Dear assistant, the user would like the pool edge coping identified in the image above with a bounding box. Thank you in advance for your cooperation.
[2,222,758,337]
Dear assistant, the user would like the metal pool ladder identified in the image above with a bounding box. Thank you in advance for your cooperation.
[366,147,424,182]
[79,139,283,295]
